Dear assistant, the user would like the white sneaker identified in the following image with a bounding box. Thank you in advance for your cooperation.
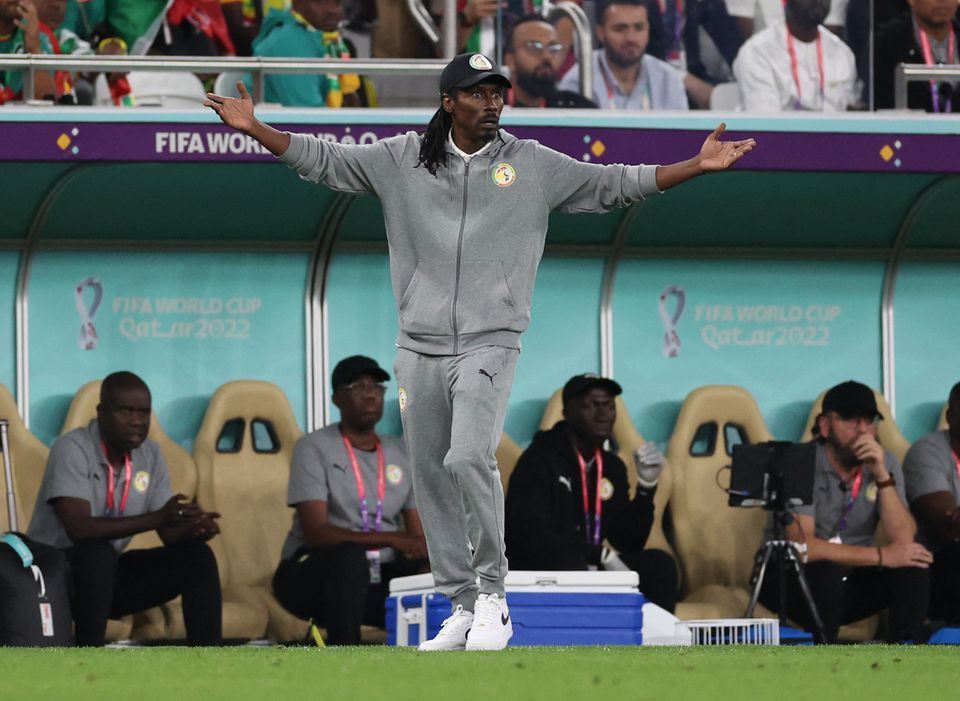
[465,593,513,651]
[418,605,473,651]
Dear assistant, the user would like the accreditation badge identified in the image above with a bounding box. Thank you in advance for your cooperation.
[866,483,878,503]
[367,549,382,584]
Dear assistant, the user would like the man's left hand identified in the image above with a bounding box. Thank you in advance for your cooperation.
[191,512,222,542]
[634,442,665,488]
[698,123,756,172]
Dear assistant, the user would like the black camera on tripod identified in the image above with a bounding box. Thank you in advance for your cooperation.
[727,441,816,511]
[727,440,826,642]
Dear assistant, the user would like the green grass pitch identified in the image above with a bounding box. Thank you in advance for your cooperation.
[2,645,959,700]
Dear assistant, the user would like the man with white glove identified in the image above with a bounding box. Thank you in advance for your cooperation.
[504,373,677,611]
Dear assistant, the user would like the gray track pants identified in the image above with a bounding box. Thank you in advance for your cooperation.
[394,345,518,612]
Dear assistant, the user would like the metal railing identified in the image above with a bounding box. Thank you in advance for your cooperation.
[0,54,449,103]
[894,63,960,109]
[550,1,594,102]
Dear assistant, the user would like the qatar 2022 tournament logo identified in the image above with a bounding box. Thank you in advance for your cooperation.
[74,277,103,350]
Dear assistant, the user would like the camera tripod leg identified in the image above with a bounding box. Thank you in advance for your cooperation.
[785,547,827,644]
[745,543,774,618]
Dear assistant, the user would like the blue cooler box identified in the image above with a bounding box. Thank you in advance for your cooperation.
[386,571,645,646]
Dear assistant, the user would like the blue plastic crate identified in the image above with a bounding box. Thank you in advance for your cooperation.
[386,589,645,646]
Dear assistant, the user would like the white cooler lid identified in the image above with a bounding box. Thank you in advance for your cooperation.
[389,570,639,595]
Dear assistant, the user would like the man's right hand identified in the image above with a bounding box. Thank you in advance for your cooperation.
[205,81,257,134]
[391,532,429,560]
[880,542,933,569]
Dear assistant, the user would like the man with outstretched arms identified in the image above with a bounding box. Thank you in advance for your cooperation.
[205,53,754,650]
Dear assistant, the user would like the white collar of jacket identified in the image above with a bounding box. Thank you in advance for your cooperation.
[446,129,497,162]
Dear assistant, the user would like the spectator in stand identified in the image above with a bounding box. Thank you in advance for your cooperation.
[504,14,597,107]
[558,0,689,109]
[643,0,744,108]
[732,0,857,110]
[724,0,850,39]
[221,0,291,55]
[91,32,137,106]
[903,382,960,624]
[504,374,678,612]
[60,0,105,45]
[874,0,959,112]
[38,0,91,53]
[457,0,506,55]
[251,0,372,106]
[0,0,58,103]
[152,0,236,56]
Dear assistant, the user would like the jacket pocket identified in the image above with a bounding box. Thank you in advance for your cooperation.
[457,260,522,334]
[398,260,455,336]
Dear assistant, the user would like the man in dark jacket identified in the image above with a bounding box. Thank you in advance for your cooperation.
[875,0,959,112]
[505,374,677,612]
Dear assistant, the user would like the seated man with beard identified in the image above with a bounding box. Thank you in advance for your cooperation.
[503,14,597,108]
[758,380,932,643]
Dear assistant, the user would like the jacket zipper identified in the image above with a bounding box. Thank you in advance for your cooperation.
[451,159,469,355]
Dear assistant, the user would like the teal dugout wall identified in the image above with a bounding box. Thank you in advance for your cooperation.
[2,110,959,451]
[0,252,17,391]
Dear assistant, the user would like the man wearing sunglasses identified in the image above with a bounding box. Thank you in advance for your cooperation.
[503,15,597,108]
[273,355,429,644]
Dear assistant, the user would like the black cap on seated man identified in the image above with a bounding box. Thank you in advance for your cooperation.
[26,371,223,646]
[504,373,677,612]
[503,14,598,108]
[758,379,933,644]
[272,354,429,645]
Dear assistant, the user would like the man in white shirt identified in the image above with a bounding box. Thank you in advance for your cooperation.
[732,0,857,111]
[724,0,849,38]
[558,0,688,110]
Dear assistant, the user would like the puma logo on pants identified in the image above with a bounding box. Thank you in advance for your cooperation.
[478,369,498,386]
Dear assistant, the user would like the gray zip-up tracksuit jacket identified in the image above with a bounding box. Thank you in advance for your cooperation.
[280,129,661,355]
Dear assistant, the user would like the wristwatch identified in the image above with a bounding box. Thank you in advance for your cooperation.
[875,476,896,489]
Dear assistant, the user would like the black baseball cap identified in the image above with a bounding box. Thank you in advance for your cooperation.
[820,380,884,421]
[331,355,389,392]
[562,373,623,404]
[439,52,511,95]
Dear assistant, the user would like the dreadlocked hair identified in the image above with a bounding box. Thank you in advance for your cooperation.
[416,105,452,177]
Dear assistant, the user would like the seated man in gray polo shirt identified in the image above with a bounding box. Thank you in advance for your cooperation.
[758,380,933,643]
[904,381,960,625]
[27,371,222,646]
[272,355,428,645]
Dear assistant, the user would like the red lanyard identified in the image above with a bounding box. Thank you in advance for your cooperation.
[101,442,132,517]
[918,26,956,113]
[836,467,862,533]
[785,25,824,109]
[340,431,385,533]
[576,447,604,545]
